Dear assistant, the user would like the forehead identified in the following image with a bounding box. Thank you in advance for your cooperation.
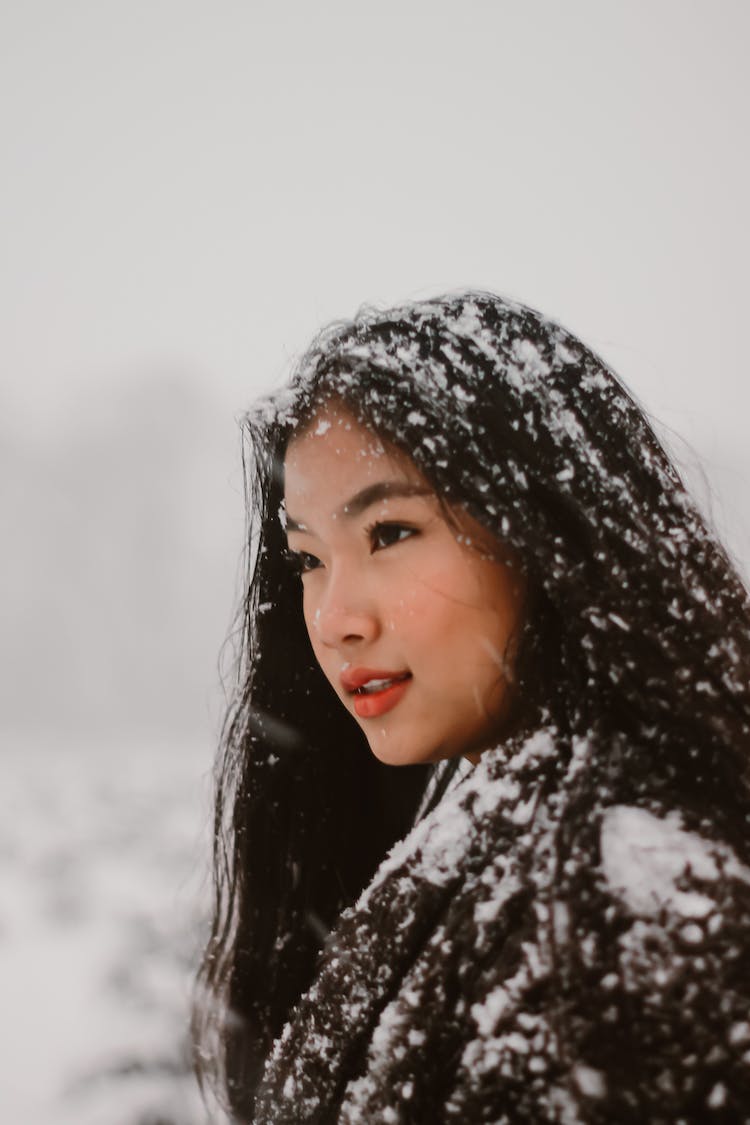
[283,405,422,508]
[287,405,388,465]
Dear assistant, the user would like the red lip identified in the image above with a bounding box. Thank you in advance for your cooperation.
[352,677,412,719]
[340,667,411,693]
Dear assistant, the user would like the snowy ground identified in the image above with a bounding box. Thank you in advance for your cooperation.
[0,733,227,1125]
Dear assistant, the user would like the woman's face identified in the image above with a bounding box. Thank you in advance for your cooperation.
[283,405,526,767]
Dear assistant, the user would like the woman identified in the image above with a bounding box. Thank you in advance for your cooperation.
[195,292,750,1122]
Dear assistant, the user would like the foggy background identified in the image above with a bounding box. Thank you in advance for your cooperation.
[2,2,748,1122]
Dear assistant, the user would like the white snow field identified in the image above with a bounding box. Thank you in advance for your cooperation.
[0,734,227,1125]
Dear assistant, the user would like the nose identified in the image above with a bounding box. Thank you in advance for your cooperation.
[309,566,380,650]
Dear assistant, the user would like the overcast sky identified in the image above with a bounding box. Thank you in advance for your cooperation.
[3,0,749,671]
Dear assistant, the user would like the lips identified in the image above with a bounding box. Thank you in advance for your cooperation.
[340,667,412,694]
[340,667,413,720]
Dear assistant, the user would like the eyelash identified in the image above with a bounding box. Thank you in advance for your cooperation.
[284,521,417,577]
[364,520,417,552]
[283,549,321,577]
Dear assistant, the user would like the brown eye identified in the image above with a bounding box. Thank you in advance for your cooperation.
[369,523,417,552]
[284,549,322,575]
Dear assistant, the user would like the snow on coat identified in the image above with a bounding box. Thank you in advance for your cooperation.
[254,728,750,1123]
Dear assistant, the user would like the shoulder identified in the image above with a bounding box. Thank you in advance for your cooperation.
[591,804,750,1115]
[599,803,750,923]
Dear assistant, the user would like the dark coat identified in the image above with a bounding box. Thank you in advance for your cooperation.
[253,729,750,1123]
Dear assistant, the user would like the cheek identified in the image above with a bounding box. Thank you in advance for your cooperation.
[302,597,317,630]
[393,581,477,663]
[308,638,341,697]
[415,566,520,670]
[409,560,491,625]
[302,603,317,646]
[301,600,329,669]
[384,576,451,638]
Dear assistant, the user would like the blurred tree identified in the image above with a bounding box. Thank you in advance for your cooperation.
[1,373,242,742]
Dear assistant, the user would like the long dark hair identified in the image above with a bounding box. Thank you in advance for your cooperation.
[194,291,750,1120]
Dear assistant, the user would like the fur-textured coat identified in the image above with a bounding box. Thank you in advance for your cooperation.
[252,729,750,1123]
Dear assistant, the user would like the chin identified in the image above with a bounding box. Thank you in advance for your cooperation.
[366,733,457,768]
[366,737,429,767]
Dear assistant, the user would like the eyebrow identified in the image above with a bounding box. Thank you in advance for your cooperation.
[285,481,432,533]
